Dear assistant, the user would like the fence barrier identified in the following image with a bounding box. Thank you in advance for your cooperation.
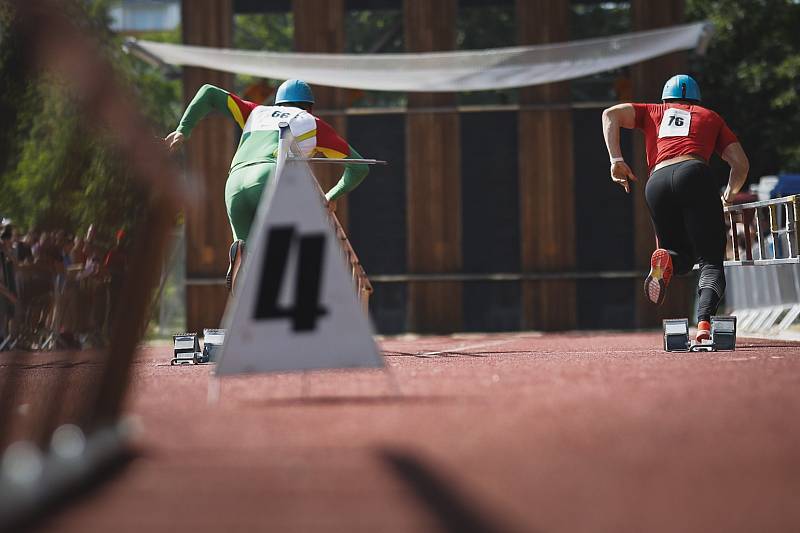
[724,195,800,333]
[724,195,800,266]
[283,136,377,313]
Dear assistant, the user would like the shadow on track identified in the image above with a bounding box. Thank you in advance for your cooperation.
[380,448,533,533]
[244,395,456,407]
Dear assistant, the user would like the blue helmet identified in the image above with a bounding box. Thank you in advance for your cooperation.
[275,79,315,105]
[661,74,701,102]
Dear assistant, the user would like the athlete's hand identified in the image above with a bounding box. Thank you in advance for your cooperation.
[326,199,338,213]
[164,131,184,152]
[610,161,637,194]
[721,185,736,205]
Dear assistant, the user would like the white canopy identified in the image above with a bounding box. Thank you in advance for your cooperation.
[129,22,711,92]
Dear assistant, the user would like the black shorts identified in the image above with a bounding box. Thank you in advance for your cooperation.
[644,159,726,274]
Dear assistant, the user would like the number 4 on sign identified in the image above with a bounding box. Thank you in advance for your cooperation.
[255,227,327,332]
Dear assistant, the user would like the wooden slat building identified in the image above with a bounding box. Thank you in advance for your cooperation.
[182,0,692,334]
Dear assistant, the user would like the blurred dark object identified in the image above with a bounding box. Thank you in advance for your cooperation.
[0,0,182,530]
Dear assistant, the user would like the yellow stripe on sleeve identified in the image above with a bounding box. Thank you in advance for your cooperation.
[316,146,348,159]
[226,95,245,129]
[295,128,317,143]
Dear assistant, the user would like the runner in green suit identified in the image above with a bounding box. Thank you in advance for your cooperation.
[165,79,368,290]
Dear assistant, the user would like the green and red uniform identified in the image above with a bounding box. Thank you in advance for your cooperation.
[175,84,368,241]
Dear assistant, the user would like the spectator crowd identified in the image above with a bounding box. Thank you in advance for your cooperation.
[0,218,129,350]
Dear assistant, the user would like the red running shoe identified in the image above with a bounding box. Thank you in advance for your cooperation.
[696,320,711,343]
[644,248,673,305]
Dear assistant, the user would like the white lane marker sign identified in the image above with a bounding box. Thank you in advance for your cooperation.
[216,146,382,375]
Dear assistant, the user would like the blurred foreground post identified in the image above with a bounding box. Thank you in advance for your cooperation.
[0,1,182,529]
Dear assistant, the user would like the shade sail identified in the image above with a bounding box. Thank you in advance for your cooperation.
[129,22,710,92]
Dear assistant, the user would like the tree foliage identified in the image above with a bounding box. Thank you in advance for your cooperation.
[231,12,293,96]
[570,1,630,40]
[0,0,180,241]
[234,12,294,52]
[687,0,800,177]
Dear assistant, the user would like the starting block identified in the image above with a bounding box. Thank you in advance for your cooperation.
[200,329,226,363]
[663,316,737,352]
[172,333,201,365]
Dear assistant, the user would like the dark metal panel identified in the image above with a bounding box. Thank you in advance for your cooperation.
[234,0,290,13]
[369,282,407,334]
[347,114,407,275]
[572,107,638,331]
[346,0,402,9]
[461,111,519,273]
[463,281,522,332]
[572,107,635,272]
[576,278,635,329]
[459,0,514,6]
[348,0,512,10]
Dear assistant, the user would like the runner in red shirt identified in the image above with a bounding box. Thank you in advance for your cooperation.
[601,74,750,341]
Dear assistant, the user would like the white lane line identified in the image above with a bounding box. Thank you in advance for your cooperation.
[417,338,516,357]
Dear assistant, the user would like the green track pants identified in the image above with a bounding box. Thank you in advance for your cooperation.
[224,162,276,242]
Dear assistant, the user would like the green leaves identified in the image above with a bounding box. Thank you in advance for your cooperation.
[0,1,155,239]
[687,0,800,177]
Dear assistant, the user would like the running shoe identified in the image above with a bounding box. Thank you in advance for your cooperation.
[644,248,673,306]
[696,320,711,343]
[226,240,245,292]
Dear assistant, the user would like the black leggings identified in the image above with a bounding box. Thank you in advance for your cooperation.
[645,160,726,322]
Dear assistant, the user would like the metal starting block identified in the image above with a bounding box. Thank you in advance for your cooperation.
[172,333,201,365]
[200,328,226,363]
[663,316,737,352]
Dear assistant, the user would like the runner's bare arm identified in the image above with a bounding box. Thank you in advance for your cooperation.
[602,103,637,193]
[720,142,749,203]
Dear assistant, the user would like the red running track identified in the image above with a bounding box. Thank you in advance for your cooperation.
[30,331,800,532]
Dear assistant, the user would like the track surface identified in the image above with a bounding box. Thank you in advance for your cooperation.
[32,332,800,532]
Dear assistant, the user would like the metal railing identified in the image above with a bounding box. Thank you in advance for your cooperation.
[723,195,800,333]
[724,195,800,265]
[327,209,374,312]
[281,130,377,312]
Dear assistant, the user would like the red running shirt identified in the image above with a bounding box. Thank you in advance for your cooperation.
[632,103,739,172]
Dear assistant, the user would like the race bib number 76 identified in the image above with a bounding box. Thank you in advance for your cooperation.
[658,108,691,138]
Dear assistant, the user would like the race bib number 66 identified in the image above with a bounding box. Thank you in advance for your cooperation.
[658,108,691,138]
